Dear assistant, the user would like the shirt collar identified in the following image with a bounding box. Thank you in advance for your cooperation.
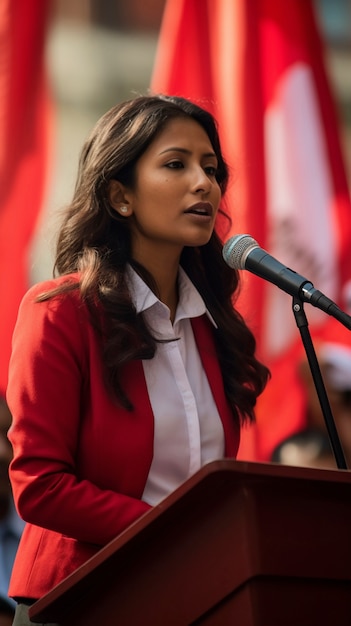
[126,265,217,327]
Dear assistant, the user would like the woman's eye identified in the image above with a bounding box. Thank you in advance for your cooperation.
[205,165,217,176]
[165,160,183,169]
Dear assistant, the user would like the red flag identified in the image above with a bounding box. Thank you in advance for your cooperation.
[151,0,351,460]
[0,0,52,393]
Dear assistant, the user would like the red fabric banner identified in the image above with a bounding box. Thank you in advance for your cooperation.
[151,0,351,460]
[0,0,52,394]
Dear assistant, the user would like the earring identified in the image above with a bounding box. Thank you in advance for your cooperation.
[120,206,128,214]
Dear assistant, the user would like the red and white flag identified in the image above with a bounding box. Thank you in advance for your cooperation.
[151,0,351,460]
[0,0,52,394]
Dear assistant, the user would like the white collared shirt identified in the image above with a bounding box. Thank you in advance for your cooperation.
[126,266,225,506]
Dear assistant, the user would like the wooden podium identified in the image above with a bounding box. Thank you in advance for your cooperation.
[29,460,351,625]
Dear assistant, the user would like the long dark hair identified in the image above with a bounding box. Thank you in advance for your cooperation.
[40,94,269,424]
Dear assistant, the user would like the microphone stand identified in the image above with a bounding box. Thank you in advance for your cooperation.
[292,296,348,470]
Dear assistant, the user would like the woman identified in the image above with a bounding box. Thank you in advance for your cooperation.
[7,94,269,623]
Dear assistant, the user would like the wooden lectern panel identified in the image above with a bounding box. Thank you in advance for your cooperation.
[29,460,351,625]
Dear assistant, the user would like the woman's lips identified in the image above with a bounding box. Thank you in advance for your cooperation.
[184,202,213,217]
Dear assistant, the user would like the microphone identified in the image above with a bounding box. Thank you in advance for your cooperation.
[223,234,351,330]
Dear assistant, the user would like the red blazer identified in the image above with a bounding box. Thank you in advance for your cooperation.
[7,275,240,600]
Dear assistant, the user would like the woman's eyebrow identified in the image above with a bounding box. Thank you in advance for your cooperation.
[159,147,217,158]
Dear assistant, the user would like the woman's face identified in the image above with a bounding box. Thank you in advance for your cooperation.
[121,116,222,264]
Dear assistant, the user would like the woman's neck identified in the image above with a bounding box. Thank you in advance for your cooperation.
[131,250,181,323]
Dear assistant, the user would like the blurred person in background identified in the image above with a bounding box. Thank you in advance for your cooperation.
[271,341,351,470]
[0,397,24,626]
[271,429,336,469]
[298,342,351,465]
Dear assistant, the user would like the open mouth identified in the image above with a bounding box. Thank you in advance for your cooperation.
[184,202,213,217]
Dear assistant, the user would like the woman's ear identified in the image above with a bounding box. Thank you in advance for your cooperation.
[108,180,133,216]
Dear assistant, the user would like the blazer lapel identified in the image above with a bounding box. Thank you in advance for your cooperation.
[191,315,240,458]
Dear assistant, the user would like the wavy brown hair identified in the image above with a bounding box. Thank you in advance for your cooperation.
[40,94,269,424]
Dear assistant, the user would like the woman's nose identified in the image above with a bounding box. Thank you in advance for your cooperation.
[192,168,211,194]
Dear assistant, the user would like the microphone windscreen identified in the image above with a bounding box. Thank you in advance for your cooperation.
[222,234,258,269]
